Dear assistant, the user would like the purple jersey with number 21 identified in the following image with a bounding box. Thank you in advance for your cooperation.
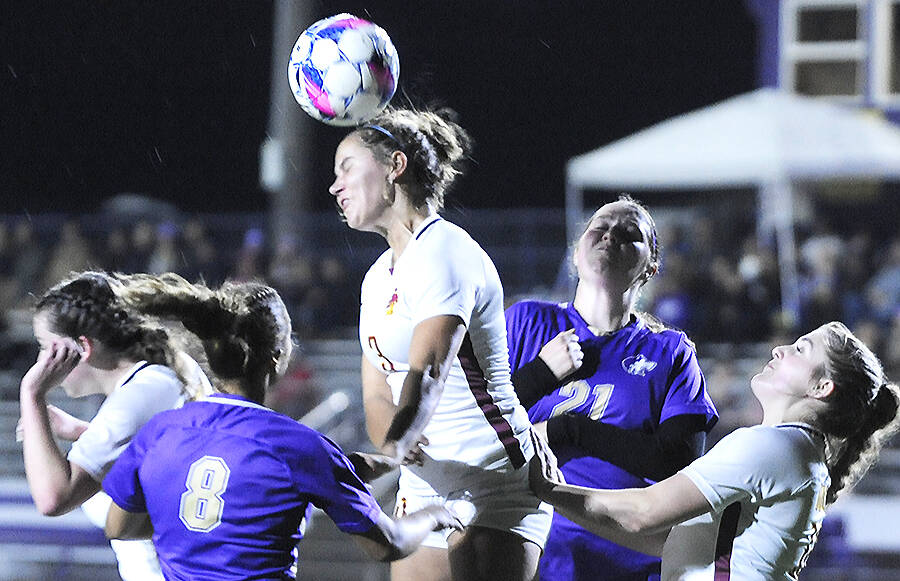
[506,300,718,581]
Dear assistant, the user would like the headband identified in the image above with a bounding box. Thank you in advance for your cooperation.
[364,124,403,148]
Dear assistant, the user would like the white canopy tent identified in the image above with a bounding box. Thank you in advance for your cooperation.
[566,88,900,319]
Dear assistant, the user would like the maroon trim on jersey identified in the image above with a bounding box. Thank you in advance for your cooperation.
[713,502,742,580]
[457,334,526,469]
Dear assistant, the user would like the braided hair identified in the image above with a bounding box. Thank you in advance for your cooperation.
[114,273,292,404]
[35,272,172,367]
[814,321,900,505]
[354,106,473,212]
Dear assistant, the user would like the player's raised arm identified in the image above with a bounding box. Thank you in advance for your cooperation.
[381,315,466,463]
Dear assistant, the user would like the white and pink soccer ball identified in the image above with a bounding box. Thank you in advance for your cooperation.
[288,14,399,127]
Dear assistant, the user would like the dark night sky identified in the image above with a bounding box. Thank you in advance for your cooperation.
[1,2,757,214]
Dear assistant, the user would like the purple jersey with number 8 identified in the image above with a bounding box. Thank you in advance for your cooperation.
[103,393,383,581]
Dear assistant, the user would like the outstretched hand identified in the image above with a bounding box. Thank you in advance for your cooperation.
[539,329,583,381]
[381,433,429,467]
[20,338,83,400]
[529,427,565,498]
[347,451,400,483]
[420,504,465,533]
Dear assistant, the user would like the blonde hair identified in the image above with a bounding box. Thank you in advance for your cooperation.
[113,273,292,404]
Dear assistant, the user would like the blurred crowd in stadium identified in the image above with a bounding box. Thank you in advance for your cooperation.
[0,211,896,361]
[0,210,896,433]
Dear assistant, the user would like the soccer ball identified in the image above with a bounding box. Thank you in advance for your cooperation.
[287,14,399,127]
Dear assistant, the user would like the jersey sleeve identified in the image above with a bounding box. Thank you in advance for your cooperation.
[505,301,536,372]
[301,434,384,535]
[68,365,185,480]
[659,334,718,430]
[679,427,803,512]
[505,301,560,372]
[101,420,154,514]
[405,238,482,327]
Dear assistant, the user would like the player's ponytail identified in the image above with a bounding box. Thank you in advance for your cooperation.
[357,106,472,211]
[115,273,292,404]
[814,322,900,505]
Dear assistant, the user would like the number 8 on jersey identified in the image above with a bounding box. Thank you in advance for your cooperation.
[180,456,231,532]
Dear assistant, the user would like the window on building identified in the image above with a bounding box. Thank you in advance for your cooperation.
[781,0,866,100]
[873,0,900,104]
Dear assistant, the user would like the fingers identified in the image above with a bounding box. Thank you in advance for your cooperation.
[402,446,425,466]
[40,339,83,372]
[444,490,476,527]
[566,335,584,370]
[52,338,84,363]
[433,506,465,532]
[400,434,429,466]
[529,427,563,484]
[540,329,583,380]
[558,329,583,370]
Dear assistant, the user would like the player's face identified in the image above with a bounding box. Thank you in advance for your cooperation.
[32,312,97,398]
[574,202,654,288]
[330,135,392,232]
[751,326,829,403]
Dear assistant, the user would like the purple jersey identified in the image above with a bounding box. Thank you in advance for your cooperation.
[103,394,383,581]
[506,300,718,581]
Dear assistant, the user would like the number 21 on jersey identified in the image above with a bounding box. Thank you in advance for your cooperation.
[550,380,614,421]
[179,455,230,532]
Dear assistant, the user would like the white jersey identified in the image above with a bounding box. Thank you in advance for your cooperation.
[68,362,187,480]
[68,361,187,581]
[663,424,830,581]
[359,215,534,493]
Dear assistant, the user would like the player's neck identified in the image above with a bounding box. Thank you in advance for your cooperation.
[572,284,633,335]
[385,205,431,264]
[215,380,252,400]
[96,359,146,396]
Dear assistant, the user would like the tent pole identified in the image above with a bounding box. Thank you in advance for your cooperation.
[564,177,583,298]
[769,180,802,328]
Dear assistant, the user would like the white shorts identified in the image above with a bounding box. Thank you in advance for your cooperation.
[393,463,553,550]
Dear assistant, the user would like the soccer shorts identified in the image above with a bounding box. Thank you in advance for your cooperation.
[393,462,553,550]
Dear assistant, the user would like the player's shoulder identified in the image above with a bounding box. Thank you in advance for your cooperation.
[717,425,802,456]
[716,424,821,477]
[104,363,184,412]
[636,318,696,352]
[125,363,181,391]
[419,217,482,254]
[130,403,183,437]
[274,421,351,464]
[194,399,332,450]
[506,299,564,320]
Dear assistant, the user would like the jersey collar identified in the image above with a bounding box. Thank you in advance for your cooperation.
[413,214,442,240]
[117,361,151,390]
[564,303,642,338]
[202,392,270,411]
